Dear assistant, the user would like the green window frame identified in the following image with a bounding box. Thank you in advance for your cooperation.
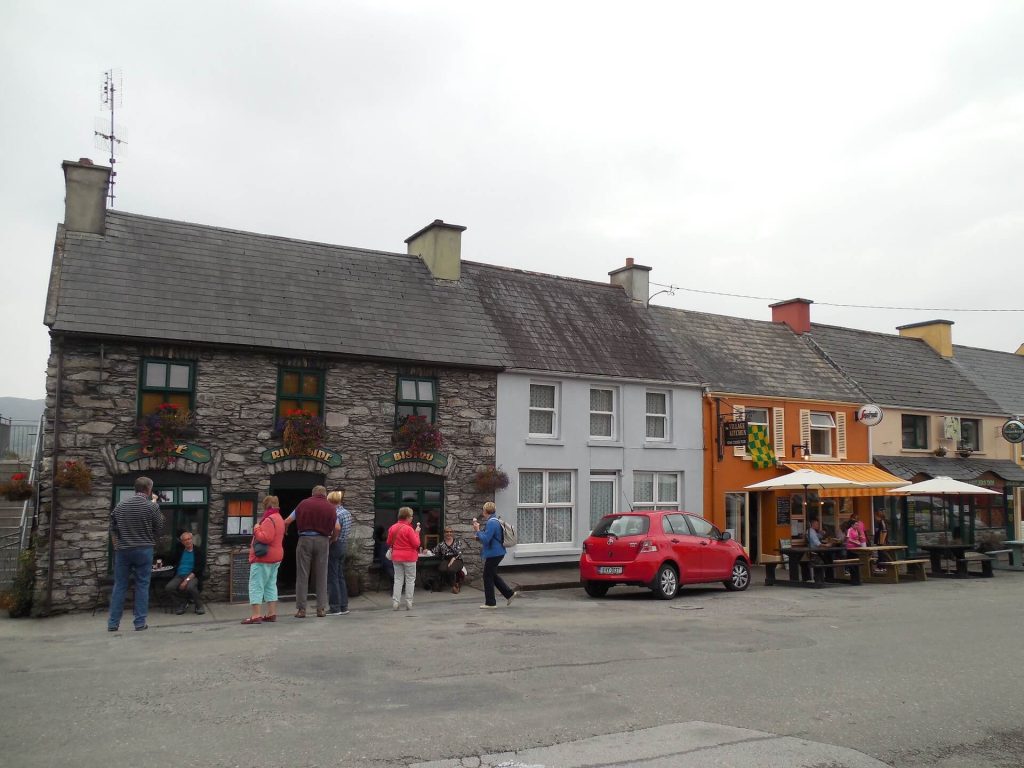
[396,376,437,423]
[109,485,209,573]
[138,359,195,418]
[373,484,445,551]
[276,368,325,420]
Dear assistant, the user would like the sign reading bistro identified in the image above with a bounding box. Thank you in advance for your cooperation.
[377,449,449,470]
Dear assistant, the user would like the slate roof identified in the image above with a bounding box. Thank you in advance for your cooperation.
[952,345,1024,415]
[649,307,866,402]
[45,211,691,380]
[805,324,1003,415]
[874,455,1024,483]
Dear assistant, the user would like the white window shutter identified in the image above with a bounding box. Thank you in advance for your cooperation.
[773,407,786,458]
[836,412,847,459]
[733,406,747,457]
[800,409,811,452]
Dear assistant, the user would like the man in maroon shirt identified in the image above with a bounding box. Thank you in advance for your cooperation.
[284,485,340,618]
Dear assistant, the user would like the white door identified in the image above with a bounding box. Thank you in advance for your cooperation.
[589,475,617,534]
[725,491,749,552]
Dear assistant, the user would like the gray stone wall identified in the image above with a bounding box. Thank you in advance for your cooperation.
[34,336,497,614]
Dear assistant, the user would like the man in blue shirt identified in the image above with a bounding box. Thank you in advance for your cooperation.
[165,531,206,615]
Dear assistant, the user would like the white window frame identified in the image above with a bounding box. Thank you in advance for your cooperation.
[517,470,575,545]
[633,471,680,511]
[810,411,836,457]
[589,386,617,441]
[528,382,559,439]
[645,390,670,442]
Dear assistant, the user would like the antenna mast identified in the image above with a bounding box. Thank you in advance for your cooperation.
[94,69,126,207]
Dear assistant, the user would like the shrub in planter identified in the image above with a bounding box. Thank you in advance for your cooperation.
[392,415,443,452]
[55,460,92,494]
[1,473,33,502]
[473,465,510,493]
[137,403,196,465]
[275,409,326,456]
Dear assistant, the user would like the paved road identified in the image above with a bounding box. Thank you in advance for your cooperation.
[2,572,1022,767]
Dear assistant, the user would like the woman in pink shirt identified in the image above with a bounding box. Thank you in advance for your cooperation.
[844,510,868,550]
[387,506,421,611]
[243,496,286,624]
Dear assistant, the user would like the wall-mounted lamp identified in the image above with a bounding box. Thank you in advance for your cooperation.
[791,443,810,459]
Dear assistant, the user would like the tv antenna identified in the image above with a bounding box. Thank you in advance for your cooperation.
[93,69,126,207]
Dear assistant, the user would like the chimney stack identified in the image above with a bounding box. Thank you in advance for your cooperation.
[609,257,652,304]
[897,320,953,358]
[770,298,813,335]
[62,158,111,235]
[405,219,467,280]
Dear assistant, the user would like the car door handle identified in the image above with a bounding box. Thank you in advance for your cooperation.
[670,538,680,543]
[700,541,709,546]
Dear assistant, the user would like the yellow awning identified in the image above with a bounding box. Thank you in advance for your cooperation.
[781,462,907,497]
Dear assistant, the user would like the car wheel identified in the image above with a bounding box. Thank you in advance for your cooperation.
[583,581,610,598]
[652,564,679,600]
[723,559,751,591]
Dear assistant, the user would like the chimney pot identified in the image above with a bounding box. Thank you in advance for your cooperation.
[62,159,111,235]
[770,298,813,335]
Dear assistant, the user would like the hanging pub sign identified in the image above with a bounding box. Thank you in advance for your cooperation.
[115,442,212,464]
[1001,419,1024,444]
[376,449,449,470]
[723,420,748,447]
[855,404,884,426]
[260,446,342,467]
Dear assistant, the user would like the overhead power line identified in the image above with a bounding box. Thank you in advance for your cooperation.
[648,282,1024,313]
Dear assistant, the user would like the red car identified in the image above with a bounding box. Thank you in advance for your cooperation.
[580,510,752,599]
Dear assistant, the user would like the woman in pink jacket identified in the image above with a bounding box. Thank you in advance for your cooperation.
[387,506,421,611]
[243,496,286,624]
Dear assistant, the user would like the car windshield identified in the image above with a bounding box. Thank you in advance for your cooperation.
[592,515,650,537]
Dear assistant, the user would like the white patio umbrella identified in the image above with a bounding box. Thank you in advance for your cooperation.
[887,476,998,543]
[745,469,866,535]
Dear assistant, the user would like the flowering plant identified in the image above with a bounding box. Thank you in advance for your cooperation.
[55,460,93,494]
[136,403,196,465]
[392,415,443,452]
[1,473,33,502]
[275,409,326,456]
[473,465,509,493]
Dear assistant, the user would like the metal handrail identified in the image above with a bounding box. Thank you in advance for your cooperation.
[19,415,44,550]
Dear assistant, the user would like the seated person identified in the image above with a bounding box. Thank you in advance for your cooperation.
[805,518,835,562]
[430,526,466,594]
[165,531,206,615]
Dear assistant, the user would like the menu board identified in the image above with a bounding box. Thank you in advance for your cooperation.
[229,549,250,603]
[776,497,791,525]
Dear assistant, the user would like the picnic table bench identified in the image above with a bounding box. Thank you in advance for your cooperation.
[874,558,929,584]
[808,557,861,586]
[959,551,994,578]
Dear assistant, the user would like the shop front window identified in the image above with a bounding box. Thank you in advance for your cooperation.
[110,484,209,573]
[373,476,445,551]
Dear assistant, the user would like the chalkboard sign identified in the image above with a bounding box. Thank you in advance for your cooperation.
[229,549,250,603]
[776,497,791,525]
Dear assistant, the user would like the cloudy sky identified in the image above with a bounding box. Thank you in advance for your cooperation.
[2,1,1022,400]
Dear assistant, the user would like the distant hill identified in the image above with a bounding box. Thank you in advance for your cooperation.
[0,398,45,422]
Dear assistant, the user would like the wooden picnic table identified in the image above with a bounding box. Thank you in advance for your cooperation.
[918,543,979,578]
[768,546,860,587]
[847,545,907,582]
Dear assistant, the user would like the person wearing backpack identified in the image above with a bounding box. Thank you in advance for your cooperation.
[473,501,520,609]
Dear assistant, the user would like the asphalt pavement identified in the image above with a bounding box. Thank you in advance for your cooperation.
[2,568,1022,768]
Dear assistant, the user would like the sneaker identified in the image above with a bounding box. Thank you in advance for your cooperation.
[392,602,401,611]
[326,609,344,616]
[506,590,521,606]
[174,605,187,615]
[194,606,205,615]
[134,624,149,631]
[479,604,497,610]
[107,626,118,632]
[336,609,350,616]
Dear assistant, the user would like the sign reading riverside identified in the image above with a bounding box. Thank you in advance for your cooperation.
[377,449,449,469]
[116,442,212,464]
[261,446,342,467]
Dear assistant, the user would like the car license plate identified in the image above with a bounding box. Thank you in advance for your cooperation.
[597,566,622,575]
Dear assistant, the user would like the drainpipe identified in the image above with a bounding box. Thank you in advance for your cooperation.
[44,334,65,615]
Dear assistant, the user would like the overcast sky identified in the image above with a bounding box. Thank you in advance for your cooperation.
[2,1,1023,401]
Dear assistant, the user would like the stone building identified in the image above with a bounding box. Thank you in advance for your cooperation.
[36,160,508,613]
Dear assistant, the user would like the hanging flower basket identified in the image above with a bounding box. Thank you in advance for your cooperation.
[55,460,93,494]
[136,404,197,465]
[275,409,327,456]
[473,465,510,493]
[1,473,33,502]
[392,415,443,452]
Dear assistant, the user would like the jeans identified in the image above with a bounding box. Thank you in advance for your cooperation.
[108,546,153,629]
[483,555,513,606]
[327,539,349,612]
[392,561,417,607]
[295,535,330,612]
